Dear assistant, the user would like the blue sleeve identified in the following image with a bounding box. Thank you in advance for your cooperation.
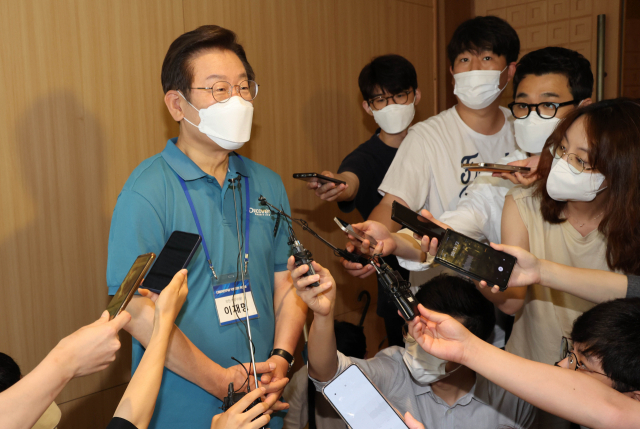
[273,181,292,273]
[106,190,166,295]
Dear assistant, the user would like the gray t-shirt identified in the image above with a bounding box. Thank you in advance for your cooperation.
[311,346,536,429]
[627,276,640,298]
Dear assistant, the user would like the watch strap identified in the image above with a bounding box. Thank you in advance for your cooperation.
[270,348,294,368]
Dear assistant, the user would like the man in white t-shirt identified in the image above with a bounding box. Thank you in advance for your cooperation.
[344,16,520,287]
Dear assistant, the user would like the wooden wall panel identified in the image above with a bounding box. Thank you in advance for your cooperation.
[476,0,622,106]
[0,1,437,426]
[0,0,183,417]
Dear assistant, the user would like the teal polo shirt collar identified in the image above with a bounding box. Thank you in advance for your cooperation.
[160,138,249,182]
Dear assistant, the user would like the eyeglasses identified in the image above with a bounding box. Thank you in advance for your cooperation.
[556,337,608,377]
[191,80,259,103]
[508,100,577,119]
[368,89,414,111]
[553,145,595,175]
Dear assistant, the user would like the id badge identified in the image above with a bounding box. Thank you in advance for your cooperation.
[212,273,259,326]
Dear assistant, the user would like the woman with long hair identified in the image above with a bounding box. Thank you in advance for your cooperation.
[487,98,640,428]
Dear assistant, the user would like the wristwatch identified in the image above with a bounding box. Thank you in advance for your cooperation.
[269,348,295,372]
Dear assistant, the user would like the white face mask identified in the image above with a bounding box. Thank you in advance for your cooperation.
[546,157,606,202]
[371,100,415,134]
[514,114,560,154]
[453,66,508,110]
[179,92,254,150]
[402,335,461,384]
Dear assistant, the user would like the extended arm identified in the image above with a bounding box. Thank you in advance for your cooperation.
[307,171,359,202]
[287,257,339,382]
[112,270,188,429]
[409,306,640,429]
[0,312,130,429]
[481,243,628,303]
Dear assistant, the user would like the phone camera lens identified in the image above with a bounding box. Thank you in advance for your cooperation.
[498,266,503,272]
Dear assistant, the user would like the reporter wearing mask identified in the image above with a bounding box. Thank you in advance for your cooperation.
[485,99,640,429]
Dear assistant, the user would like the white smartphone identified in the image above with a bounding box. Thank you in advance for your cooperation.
[334,217,378,248]
[322,364,409,429]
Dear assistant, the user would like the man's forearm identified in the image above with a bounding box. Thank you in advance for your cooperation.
[307,313,339,382]
[114,322,172,429]
[273,272,307,355]
[333,172,359,202]
[368,194,404,232]
[125,296,229,399]
[539,260,627,303]
[392,231,426,262]
[463,337,640,429]
[0,349,73,429]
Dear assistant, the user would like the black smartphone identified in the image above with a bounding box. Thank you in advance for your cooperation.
[141,231,202,293]
[462,163,531,173]
[323,364,408,429]
[390,201,447,242]
[293,173,347,186]
[107,253,156,319]
[435,229,516,291]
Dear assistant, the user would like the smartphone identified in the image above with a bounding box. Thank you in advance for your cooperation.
[323,364,408,429]
[390,201,447,242]
[435,229,516,291]
[334,217,378,247]
[141,231,202,293]
[462,163,531,173]
[106,253,155,319]
[293,173,347,186]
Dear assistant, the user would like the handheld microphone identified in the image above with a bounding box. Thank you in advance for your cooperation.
[288,227,320,287]
[371,257,418,321]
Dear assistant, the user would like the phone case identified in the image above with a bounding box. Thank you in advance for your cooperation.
[322,364,408,429]
[293,173,346,185]
[435,230,515,291]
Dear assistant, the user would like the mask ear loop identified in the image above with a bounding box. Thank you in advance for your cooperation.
[177,91,200,128]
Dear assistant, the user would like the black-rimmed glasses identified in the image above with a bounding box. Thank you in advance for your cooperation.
[508,100,577,119]
[191,80,259,103]
[368,89,414,111]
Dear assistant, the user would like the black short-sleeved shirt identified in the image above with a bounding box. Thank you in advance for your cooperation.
[337,130,409,318]
[338,130,399,220]
[106,417,137,429]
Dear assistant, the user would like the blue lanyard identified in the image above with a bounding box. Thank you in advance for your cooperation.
[176,157,251,279]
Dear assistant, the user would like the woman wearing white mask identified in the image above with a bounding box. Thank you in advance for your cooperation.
[288,256,535,429]
[494,98,640,428]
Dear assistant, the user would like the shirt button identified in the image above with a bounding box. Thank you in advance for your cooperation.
[446,410,452,415]
[207,178,213,183]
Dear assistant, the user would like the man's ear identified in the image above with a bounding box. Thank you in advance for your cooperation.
[414,88,422,107]
[506,62,517,82]
[362,100,374,117]
[450,65,455,86]
[630,390,640,402]
[165,90,185,122]
[579,98,593,107]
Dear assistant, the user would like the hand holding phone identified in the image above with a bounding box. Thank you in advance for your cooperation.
[141,231,201,294]
[334,217,378,248]
[323,364,408,429]
[462,162,531,173]
[106,253,156,319]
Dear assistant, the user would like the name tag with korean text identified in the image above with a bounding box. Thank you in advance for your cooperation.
[213,273,259,326]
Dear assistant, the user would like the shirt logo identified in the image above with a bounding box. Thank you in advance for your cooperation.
[249,207,271,216]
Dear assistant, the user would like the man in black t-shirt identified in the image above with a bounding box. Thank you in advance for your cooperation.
[306,55,421,346]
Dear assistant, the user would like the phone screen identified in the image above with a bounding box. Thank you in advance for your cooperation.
[323,364,408,429]
[142,231,202,293]
[436,230,516,289]
[390,201,447,242]
[107,253,155,319]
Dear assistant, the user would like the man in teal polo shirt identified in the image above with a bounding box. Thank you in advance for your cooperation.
[106,25,307,428]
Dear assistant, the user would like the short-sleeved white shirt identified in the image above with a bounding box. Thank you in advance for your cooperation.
[379,105,517,218]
